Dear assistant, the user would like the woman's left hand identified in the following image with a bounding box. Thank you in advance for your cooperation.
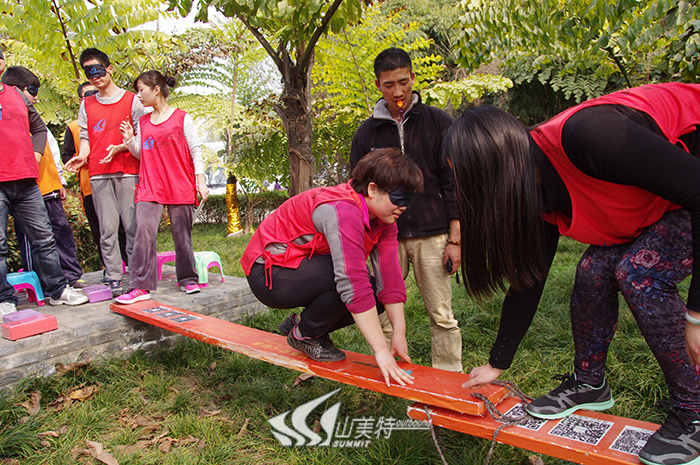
[685,320,700,368]
[374,349,414,387]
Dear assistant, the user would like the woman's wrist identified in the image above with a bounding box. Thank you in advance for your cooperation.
[685,309,700,326]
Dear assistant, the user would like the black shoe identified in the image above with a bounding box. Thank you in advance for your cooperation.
[287,330,345,362]
[639,403,700,465]
[526,373,614,420]
[279,313,300,336]
[107,279,123,297]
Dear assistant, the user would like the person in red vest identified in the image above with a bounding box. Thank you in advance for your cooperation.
[61,81,128,281]
[0,54,87,314]
[2,66,84,289]
[65,48,146,297]
[241,148,423,387]
[114,70,208,304]
[447,83,700,465]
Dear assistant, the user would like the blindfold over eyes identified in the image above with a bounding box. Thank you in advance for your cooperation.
[387,187,413,207]
[25,85,39,97]
[82,89,98,98]
[83,64,107,79]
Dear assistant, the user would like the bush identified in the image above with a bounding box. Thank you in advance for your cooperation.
[196,191,288,230]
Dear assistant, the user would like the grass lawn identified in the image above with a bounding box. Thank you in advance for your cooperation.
[0,223,682,464]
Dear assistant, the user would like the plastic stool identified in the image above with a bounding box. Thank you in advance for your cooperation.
[194,251,224,288]
[157,251,177,281]
[7,271,46,306]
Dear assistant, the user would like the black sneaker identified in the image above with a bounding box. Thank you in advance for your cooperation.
[639,403,700,465]
[107,279,123,297]
[526,373,614,419]
[279,313,300,336]
[287,330,346,362]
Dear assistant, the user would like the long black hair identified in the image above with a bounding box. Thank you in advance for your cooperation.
[444,106,549,298]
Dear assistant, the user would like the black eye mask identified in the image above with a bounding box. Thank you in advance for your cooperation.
[387,187,413,207]
[83,64,107,79]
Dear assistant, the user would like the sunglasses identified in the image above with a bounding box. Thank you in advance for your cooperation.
[83,64,107,79]
[25,85,39,97]
[385,187,413,207]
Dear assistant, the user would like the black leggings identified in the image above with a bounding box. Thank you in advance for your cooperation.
[247,255,384,338]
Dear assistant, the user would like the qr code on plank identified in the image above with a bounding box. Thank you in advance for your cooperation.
[548,415,613,445]
[501,404,547,431]
[610,426,654,455]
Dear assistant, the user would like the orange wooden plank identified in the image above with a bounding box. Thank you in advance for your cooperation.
[408,398,659,465]
[111,300,509,415]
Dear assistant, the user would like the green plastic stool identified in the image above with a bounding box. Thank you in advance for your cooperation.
[194,251,224,287]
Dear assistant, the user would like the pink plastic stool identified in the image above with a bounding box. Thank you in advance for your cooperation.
[157,251,177,280]
[7,271,46,306]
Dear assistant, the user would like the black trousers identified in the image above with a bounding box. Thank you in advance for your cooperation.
[247,255,384,338]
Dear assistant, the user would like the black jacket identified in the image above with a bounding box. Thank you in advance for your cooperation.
[350,93,456,240]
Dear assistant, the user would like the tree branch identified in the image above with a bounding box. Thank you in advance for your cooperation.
[605,46,632,88]
[237,14,284,74]
[51,0,80,80]
[298,0,346,72]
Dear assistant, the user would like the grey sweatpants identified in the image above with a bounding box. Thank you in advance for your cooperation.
[90,175,137,281]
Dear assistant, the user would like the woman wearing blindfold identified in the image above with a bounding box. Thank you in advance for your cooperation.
[241,148,423,387]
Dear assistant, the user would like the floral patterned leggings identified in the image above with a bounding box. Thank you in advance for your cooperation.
[571,209,699,411]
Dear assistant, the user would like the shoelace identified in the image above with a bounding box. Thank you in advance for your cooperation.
[657,401,700,439]
[550,373,579,394]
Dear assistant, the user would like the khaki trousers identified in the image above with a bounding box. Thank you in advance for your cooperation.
[380,233,463,372]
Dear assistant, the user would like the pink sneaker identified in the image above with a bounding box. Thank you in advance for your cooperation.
[181,284,200,295]
[115,288,150,304]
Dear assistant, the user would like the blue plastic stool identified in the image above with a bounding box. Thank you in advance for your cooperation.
[7,271,46,306]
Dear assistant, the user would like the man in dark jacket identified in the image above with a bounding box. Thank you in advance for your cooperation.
[350,48,462,372]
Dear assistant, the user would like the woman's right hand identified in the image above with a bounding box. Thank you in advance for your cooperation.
[462,363,503,390]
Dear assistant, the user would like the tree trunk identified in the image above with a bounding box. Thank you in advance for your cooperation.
[275,56,315,196]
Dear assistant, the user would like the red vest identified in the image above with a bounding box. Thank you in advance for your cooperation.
[241,182,370,275]
[136,109,196,205]
[85,92,139,177]
[0,85,39,182]
[531,83,700,246]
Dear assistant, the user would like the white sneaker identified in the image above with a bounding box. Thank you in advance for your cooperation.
[0,301,17,316]
[49,286,89,306]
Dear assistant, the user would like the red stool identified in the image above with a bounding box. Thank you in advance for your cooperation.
[157,251,177,280]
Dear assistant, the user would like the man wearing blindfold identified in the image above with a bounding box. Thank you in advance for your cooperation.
[65,48,146,297]
[350,48,463,373]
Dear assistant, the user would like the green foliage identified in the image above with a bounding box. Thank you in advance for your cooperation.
[421,73,513,110]
[455,0,700,104]
[0,0,178,125]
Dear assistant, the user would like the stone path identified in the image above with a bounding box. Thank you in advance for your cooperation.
[0,266,266,393]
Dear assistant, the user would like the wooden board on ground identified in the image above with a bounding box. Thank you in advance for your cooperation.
[111,300,508,415]
[408,397,659,465]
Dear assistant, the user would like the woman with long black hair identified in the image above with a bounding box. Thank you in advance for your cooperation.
[446,83,700,465]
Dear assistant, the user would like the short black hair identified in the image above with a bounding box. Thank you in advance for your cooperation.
[352,148,423,196]
[77,81,94,98]
[1,65,40,88]
[374,48,412,78]
[79,48,110,67]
